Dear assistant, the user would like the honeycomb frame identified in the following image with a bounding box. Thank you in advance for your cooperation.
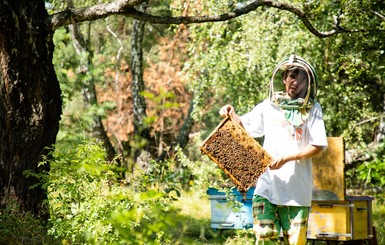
[200,116,273,195]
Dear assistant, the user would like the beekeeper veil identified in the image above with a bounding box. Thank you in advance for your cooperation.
[269,54,318,127]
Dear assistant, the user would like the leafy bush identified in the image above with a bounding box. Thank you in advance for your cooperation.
[347,142,385,204]
[45,140,179,244]
[174,145,228,195]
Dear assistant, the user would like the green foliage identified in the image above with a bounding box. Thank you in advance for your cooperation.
[183,5,325,136]
[43,138,231,244]
[52,27,80,104]
[141,88,180,128]
[372,200,385,245]
[358,154,385,190]
[313,0,385,147]
[45,140,181,244]
[0,203,57,244]
[175,145,227,194]
[47,0,385,243]
[3,138,385,244]
[346,142,385,204]
[45,141,124,243]
[319,34,385,147]
[109,190,178,244]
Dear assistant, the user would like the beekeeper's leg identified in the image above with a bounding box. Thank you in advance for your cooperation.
[252,195,281,245]
[277,206,309,245]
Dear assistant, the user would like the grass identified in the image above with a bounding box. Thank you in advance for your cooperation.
[372,199,385,245]
[171,190,255,244]
[0,207,57,245]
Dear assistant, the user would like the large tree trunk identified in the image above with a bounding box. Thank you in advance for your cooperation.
[0,1,62,215]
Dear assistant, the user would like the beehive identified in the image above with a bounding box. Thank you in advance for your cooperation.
[200,116,273,195]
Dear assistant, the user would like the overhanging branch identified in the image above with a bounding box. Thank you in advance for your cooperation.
[47,0,147,31]
[261,1,338,37]
[48,0,351,38]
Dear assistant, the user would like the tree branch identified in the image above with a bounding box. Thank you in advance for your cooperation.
[262,1,338,37]
[372,10,385,21]
[47,0,147,31]
[48,0,351,38]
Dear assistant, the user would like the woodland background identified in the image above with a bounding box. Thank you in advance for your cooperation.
[0,0,384,244]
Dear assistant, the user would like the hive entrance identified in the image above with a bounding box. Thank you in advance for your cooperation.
[200,116,272,195]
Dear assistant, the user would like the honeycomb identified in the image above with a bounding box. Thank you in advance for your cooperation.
[200,116,272,195]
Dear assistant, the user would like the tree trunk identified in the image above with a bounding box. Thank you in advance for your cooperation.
[375,94,385,143]
[131,3,153,169]
[68,19,117,162]
[0,1,62,215]
[157,97,195,161]
[175,98,195,149]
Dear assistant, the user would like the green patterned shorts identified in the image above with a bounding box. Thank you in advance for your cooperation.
[252,195,309,245]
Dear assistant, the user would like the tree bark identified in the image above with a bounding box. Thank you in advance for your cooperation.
[0,1,62,215]
[131,17,147,133]
[131,2,153,169]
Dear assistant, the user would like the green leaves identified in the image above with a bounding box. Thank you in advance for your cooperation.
[109,190,177,244]
[46,141,126,243]
[46,140,208,244]
[348,141,385,204]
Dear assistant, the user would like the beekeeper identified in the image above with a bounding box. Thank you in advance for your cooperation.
[219,54,328,245]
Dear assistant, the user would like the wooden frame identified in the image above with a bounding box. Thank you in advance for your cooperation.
[200,116,272,194]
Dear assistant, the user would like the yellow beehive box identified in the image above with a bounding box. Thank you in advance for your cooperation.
[200,116,272,195]
[308,196,374,241]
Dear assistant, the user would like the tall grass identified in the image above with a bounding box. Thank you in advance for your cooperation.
[172,190,255,245]
[0,204,57,245]
[373,199,385,245]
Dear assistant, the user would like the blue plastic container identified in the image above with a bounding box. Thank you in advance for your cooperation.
[207,187,255,230]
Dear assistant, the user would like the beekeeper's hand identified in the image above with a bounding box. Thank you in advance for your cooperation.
[269,157,288,170]
[219,105,235,118]
[219,105,242,125]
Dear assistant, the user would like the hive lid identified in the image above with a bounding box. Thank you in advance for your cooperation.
[207,187,255,200]
[200,116,273,195]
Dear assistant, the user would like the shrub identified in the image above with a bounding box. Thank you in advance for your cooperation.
[45,140,178,244]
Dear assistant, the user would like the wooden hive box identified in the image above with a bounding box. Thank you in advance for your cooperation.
[308,196,374,241]
[308,137,375,242]
[200,116,272,194]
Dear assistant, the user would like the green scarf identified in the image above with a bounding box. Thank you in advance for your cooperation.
[279,98,308,128]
